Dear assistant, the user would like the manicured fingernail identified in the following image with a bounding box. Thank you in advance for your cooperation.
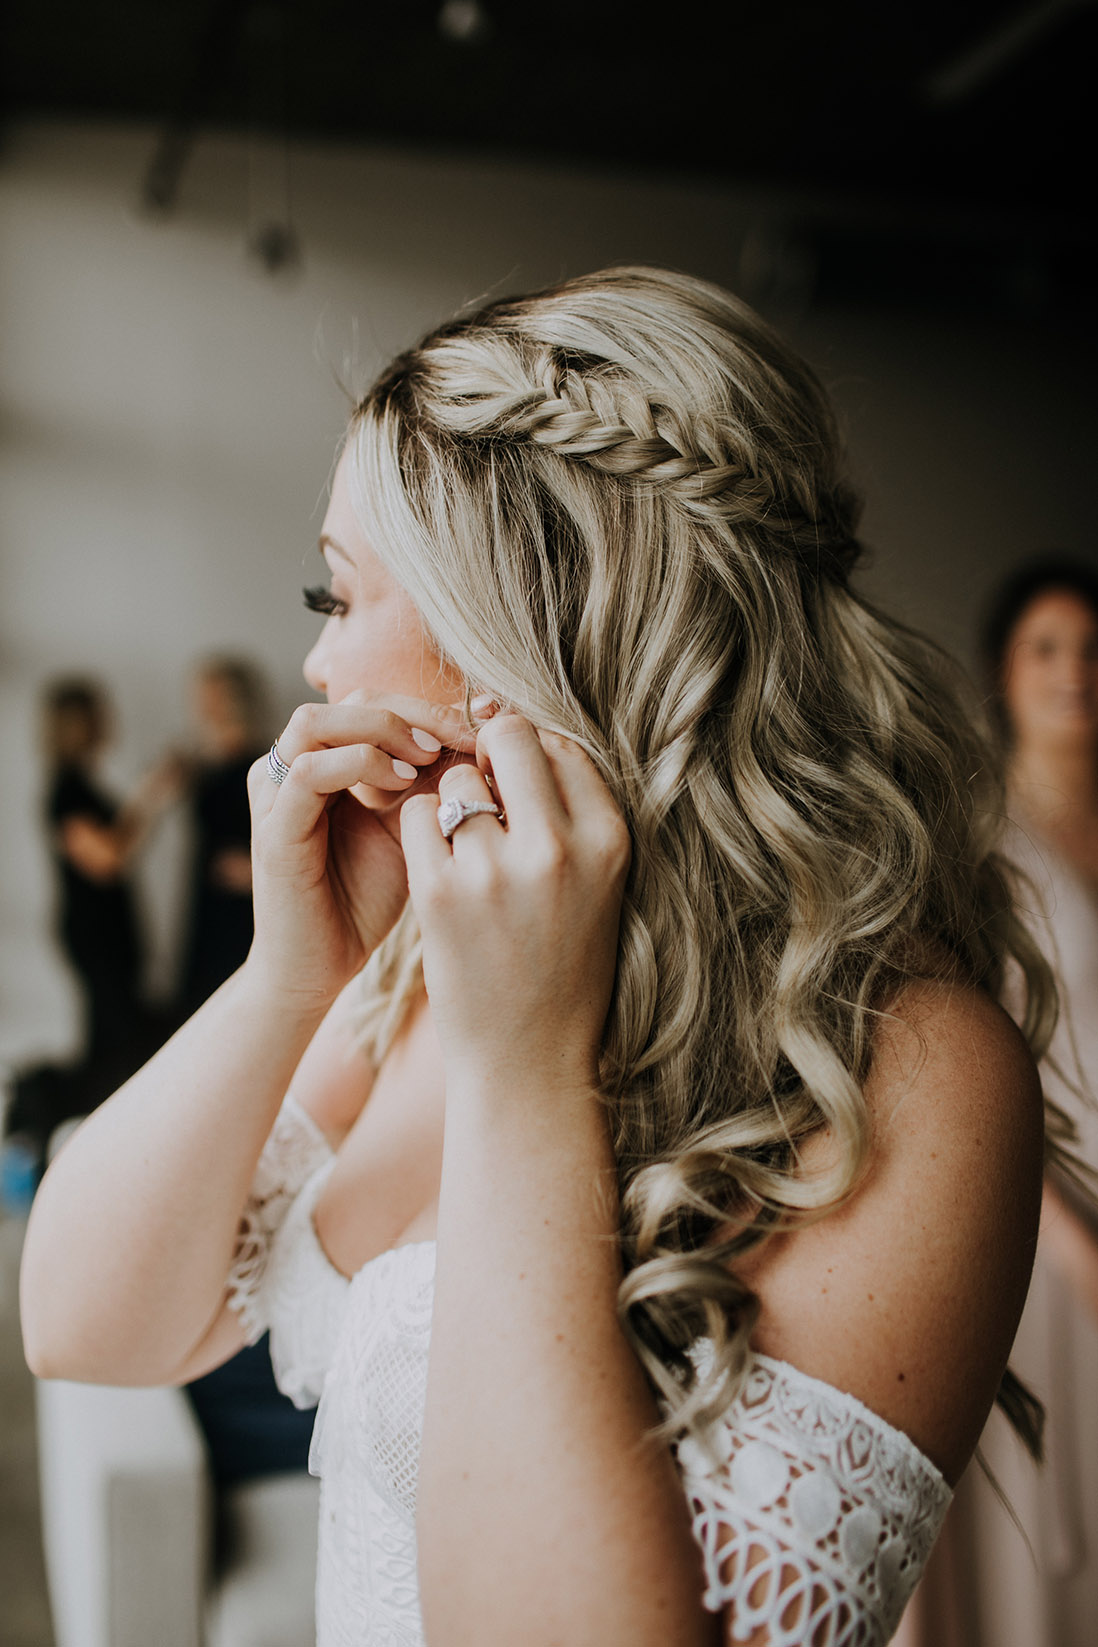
[392,759,418,779]
[470,694,500,719]
[411,727,442,753]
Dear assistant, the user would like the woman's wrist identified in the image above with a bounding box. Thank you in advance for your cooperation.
[443,1055,604,1114]
[234,949,350,1031]
[442,1060,615,1181]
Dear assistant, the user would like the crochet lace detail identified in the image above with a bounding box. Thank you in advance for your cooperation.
[262,1157,350,1408]
[228,1191,952,1647]
[674,1352,952,1645]
[225,1096,334,1346]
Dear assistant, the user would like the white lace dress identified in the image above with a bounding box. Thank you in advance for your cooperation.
[228,1099,952,1646]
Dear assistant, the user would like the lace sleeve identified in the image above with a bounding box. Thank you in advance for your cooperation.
[225,1096,334,1344]
[674,1352,952,1646]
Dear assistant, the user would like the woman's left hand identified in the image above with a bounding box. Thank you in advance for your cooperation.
[400,715,631,1093]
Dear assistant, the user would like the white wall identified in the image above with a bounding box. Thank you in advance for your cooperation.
[2,119,1095,1062]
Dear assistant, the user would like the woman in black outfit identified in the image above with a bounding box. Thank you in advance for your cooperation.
[42,677,173,1081]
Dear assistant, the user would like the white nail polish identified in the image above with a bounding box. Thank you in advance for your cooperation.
[470,694,499,719]
[411,727,442,752]
[392,759,418,779]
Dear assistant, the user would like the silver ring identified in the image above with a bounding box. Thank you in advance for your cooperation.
[437,797,502,840]
[267,741,291,786]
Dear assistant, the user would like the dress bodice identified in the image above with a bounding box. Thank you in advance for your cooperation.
[309,1241,435,1647]
[227,1099,952,1646]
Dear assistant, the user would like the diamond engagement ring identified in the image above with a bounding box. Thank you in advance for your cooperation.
[436,797,503,840]
[267,741,292,785]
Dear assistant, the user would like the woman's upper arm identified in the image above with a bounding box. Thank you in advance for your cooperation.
[732,979,1044,1486]
[682,987,1039,1645]
[169,1298,249,1385]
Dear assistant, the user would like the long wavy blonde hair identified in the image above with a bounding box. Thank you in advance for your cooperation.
[343,266,1059,1444]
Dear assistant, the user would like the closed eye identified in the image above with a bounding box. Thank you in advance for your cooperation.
[303,584,348,617]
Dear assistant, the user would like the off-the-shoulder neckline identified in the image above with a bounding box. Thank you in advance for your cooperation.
[340,1238,948,1490]
[740,1350,950,1489]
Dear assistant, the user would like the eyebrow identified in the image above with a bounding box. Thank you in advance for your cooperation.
[319,534,353,564]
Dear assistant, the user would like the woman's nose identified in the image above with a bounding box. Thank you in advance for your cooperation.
[303,633,328,695]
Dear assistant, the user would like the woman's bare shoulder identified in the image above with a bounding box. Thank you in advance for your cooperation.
[734,977,1043,1484]
[866,973,1043,1175]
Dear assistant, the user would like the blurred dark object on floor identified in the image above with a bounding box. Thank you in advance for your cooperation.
[184,1332,315,1490]
[2,1049,164,1180]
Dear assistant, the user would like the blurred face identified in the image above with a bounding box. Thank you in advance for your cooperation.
[1001,589,1098,751]
[56,701,108,761]
[303,450,463,707]
[193,670,236,729]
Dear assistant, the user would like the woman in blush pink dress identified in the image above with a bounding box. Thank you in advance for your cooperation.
[899,559,1098,1647]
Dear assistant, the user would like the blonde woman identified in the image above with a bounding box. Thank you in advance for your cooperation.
[22,268,1057,1646]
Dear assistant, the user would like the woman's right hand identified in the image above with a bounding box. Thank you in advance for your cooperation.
[245,694,477,1007]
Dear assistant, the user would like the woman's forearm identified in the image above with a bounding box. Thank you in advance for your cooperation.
[20,962,331,1385]
[25,696,469,1387]
[417,1071,715,1647]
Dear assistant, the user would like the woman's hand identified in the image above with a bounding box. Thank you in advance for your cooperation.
[400,715,631,1093]
[246,694,477,1008]
[409,720,712,1647]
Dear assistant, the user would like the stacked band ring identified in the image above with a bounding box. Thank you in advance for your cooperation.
[267,741,291,785]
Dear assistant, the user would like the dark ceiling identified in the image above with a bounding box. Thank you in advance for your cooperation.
[4,1,1095,310]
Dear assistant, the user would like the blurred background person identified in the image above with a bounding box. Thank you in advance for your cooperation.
[2,679,177,1197]
[175,656,270,1020]
[900,558,1098,1647]
[42,677,175,1081]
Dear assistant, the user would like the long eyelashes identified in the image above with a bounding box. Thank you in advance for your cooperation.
[303,584,347,617]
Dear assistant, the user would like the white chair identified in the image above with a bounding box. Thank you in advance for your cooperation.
[35,1375,319,1647]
